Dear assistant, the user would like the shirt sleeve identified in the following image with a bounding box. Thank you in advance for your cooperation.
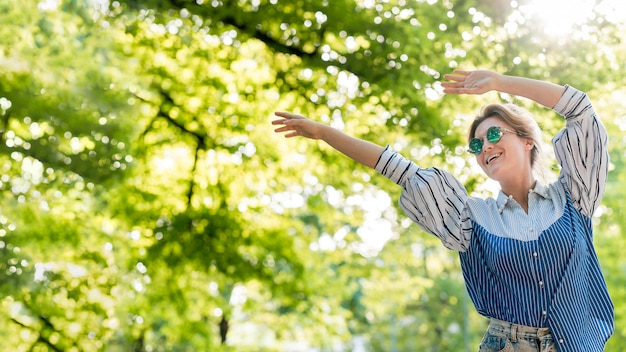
[552,85,609,217]
[375,146,471,251]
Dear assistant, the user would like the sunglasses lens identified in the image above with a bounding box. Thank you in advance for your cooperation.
[467,127,513,154]
[487,126,503,143]
[468,138,483,154]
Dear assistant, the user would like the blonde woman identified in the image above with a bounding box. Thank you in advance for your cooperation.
[272,70,614,351]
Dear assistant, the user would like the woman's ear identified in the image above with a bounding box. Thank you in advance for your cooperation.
[525,138,535,151]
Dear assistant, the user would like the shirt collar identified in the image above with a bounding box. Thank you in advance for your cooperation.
[496,181,551,214]
[530,181,551,199]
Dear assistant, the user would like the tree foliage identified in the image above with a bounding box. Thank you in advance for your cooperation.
[1,0,625,351]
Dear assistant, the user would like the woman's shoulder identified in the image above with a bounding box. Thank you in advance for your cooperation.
[465,195,499,215]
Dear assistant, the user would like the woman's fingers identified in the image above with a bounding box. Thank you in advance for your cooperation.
[272,113,300,138]
[274,111,304,119]
[441,73,468,94]
[443,74,467,83]
[271,118,288,126]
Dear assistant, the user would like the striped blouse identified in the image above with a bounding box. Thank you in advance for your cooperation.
[374,86,614,351]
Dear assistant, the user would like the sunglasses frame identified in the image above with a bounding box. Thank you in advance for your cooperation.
[468,126,519,155]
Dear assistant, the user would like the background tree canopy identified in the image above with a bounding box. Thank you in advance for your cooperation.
[1,0,625,351]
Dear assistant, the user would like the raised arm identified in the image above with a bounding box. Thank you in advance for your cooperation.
[442,70,565,108]
[272,111,384,168]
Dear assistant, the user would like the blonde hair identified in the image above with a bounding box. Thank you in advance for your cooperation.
[468,103,553,183]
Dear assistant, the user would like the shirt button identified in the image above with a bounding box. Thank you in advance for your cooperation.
[533,252,538,257]
[529,227,534,232]
[539,280,544,287]
[559,338,564,344]
[542,310,547,316]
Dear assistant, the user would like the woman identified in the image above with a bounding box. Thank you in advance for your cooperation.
[271,70,614,351]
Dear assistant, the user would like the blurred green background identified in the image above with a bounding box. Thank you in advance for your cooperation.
[1,0,625,351]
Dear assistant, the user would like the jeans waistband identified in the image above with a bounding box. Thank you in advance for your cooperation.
[488,318,552,342]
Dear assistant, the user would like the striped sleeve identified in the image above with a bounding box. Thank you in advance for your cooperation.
[375,146,471,251]
[552,85,609,217]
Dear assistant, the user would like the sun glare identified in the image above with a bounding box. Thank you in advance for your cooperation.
[517,0,596,36]
[514,0,626,37]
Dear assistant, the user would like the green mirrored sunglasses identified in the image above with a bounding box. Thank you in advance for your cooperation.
[468,126,519,154]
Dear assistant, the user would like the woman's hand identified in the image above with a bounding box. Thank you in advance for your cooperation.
[272,111,327,139]
[442,70,501,95]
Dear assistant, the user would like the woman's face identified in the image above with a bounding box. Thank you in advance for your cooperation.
[473,117,534,182]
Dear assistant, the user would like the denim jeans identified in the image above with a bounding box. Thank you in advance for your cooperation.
[478,318,557,352]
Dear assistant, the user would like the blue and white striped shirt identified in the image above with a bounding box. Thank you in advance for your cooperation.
[374,86,614,351]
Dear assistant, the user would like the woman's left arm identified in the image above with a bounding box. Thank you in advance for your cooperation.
[552,86,610,216]
[443,70,565,108]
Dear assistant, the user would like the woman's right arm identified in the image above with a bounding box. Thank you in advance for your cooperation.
[273,111,472,250]
[272,111,384,169]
